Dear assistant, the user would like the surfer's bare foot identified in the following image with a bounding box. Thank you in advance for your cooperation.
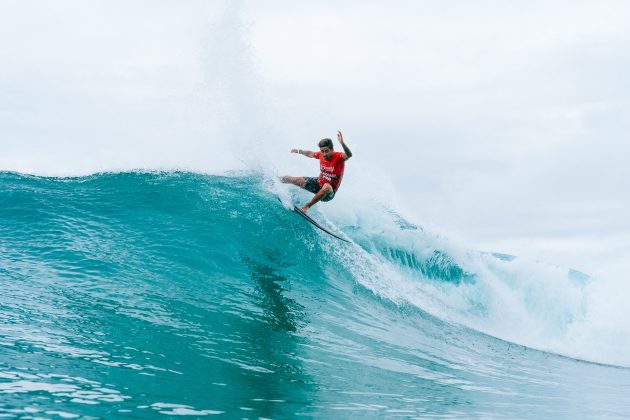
[301,205,310,213]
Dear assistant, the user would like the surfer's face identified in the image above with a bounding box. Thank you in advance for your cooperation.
[320,146,333,161]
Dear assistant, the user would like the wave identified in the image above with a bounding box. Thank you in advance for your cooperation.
[1,170,626,369]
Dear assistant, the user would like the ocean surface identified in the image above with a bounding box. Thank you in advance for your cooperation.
[1,171,629,419]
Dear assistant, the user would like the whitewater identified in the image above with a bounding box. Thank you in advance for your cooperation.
[1,170,629,418]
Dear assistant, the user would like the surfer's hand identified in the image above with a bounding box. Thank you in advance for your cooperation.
[291,149,299,154]
[337,131,344,144]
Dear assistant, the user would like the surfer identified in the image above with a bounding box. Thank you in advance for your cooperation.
[281,130,352,213]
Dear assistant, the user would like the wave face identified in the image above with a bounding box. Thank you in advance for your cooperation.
[1,171,629,419]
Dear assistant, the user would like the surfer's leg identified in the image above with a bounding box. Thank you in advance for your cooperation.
[302,183,333,213]
[280,176,306,187]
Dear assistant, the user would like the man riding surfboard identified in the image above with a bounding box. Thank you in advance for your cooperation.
[281,130,353,213]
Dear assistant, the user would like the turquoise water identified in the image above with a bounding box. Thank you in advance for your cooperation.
[1,171,629,419]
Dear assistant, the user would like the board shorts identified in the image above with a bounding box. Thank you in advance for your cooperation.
[303,177,335,202]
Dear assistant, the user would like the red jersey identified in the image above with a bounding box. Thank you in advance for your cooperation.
[313,151,345,192]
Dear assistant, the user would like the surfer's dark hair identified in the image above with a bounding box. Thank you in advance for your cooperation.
[318,138,333,149]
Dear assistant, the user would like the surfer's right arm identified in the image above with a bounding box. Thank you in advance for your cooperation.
[291,149,315,158]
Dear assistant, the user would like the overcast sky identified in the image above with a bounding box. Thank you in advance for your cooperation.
[1,0,628,275]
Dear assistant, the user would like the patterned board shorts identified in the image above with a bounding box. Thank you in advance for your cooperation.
[303,177,335,202]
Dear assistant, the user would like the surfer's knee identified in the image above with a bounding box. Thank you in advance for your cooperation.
[322,183,333,193]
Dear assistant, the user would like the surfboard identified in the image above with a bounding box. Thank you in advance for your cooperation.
[292,205,350,243]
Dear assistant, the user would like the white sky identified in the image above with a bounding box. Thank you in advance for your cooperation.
[0,1,628,275]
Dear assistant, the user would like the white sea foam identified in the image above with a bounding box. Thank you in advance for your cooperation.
[319,195,630,368]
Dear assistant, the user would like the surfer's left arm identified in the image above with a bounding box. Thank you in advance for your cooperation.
[337,130,352,160]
